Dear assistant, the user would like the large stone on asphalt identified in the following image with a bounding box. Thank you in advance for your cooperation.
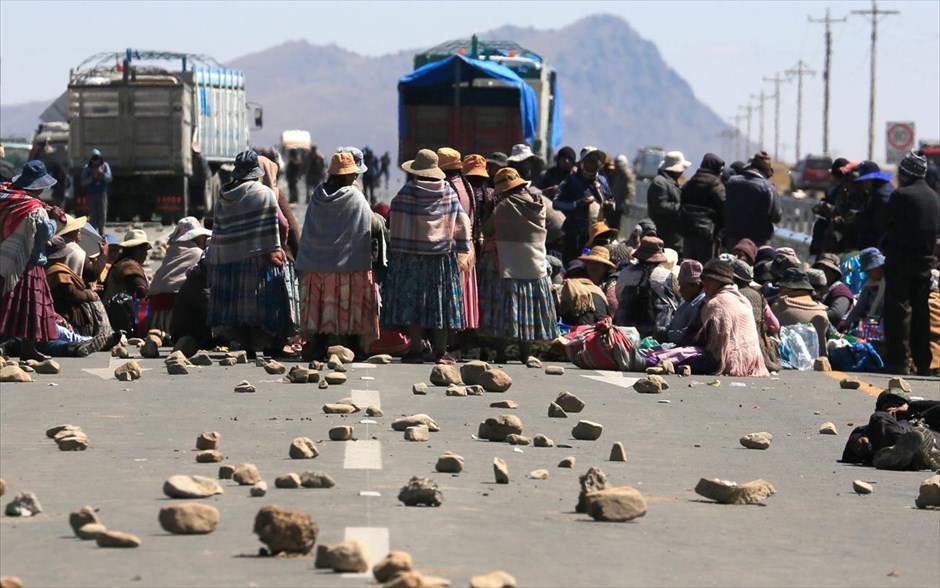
[430,364,461,386]
[196,431,222,450]
[478,415,523,442]
[694,478,776,505]
[740,432,773,450]
[398,476,442,506]
[365,405,383,417]
[166,360,189,375]
[189,350,213,366]
[555,391,585,413]
[287,366,310,383]
[69,505,101,536]
[327,354,343,370]
[533,434,554,448]
[96,530,141,548]
[852,480,874,494]
[493,458,509,484]
[572,420,603,441]
[404,425,429,442]
[392,414,439,432]
[526,356,543,369]
[56,432,89,451]
[33,359,60,374]
[264,360,287,375]
[233,463,262,485]
[172,335,199,358]
[576,467,609,513]
[505,434,530,446]
[275,473,302,489]
[5,491,42,516]
[163,475,224,499]
[111,345,129,358]
[76,523,107,541]
[558,456,576,468]
[325,372,347,385]
[544,365,565,376]
[373,550,414,583]
[813,356,831,372]
[234,380,255,393]
[478,368,512,392]
[584,487,647,522]
[470,570,517,588]
[196,450,224,463]
[529,469,549,480]
[327,345,355,363]
[159,503,220,534]
[915,474,940,509]
[888,377,912,393]
[818,422,838,435]
[839,377,861,390]
[609,442,628,462]
[412,382,429,395]
[140,335,161,358]
[547,402,568,418]
[329,426,354,441]
[218,465,235,479]
[490,400,518,409]
[323,403,357,414]
[366,354,392,364]
[46,424,82,438]
[320,540,369,573]
[253,505,319,555]
[289,437,319,459]
[0,577,23,588]
[445,384,467,397]
[633,376,667,394]
[114,360,142,381]
[460,360,491,385]
[250,481,268,497]
[435,452,464,473]
[300,471,336,488]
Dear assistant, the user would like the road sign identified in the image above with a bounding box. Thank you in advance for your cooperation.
[886,121,915,164]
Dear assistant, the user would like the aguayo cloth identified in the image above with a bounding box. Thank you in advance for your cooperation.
[206,181,281,266]
[208,256,290,337]
[149,241,204,296]
[698,285,770,377]
[461,264,479,330]
[381,252,465,330]
[477,247,558,341]
[299,270,379,339]
[0,186,47,296]
[388,179,471,255]
[295,183,373,273]
[491,192,548,280]
[0,264,58,341]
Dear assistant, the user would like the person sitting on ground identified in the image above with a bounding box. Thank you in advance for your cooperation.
[842,388,940,470]
[840,247,886,333]
[813,253,855,326]
[103,229,151,302]
[730,238,758,266]
[0,313,120,358]
[556,259,610,326]
[771,266,832,357]
[730,257,781,372]
[613,236,678,338]
[761,248,801,304]
[663,260,705,344]
[45,236,108,337]
[55,214,88,277]
[146,217,211,338]
[807,268,829,302]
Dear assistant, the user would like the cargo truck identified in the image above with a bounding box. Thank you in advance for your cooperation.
[67,49,262,224]
[399,36,561,165]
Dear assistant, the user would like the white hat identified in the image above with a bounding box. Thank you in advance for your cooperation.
[507,144,537,162]
[661,151,692,173]
[171,216,212,242]
[118,229,152,249]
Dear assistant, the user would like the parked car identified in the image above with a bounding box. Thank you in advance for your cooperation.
[789,154,833,194]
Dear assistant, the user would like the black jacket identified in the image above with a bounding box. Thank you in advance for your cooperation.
[724,169,782,247]
[647,171,683,250]
[679,154,726,239]
[882,178,940,261]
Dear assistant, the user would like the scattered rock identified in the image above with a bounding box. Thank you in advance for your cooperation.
[196,449,224,463]
[412,382,429,395]
[33,359,60,374]
[576,467,609,513]
[479,368,512,392]
[96,530,141,548]
[218,357,237,366]
[915,474,940,509]
[318,379,329,389]
[228,350,248,364]
[114,360,142,381]
[398,476,442,506]
[166,360,190,375]
[478,415,523,442]
[319,540,369,573]
[404,425,430,442]
[547,402,568,418]
[0,577,23,588]
[694,478,776,505]
[558,456,576,468]
[329,426,354,441]
[366,405,384,417]
[189,351,213,366]
[609,442,628,462]
[289,437,320,459]
[287,366,310,383]
[660,360,676,375]
[1,365,33,382]
[69,505,101,536]
[159,502,220,534]
[253,505,319,555]
[529,469,549,480]
[678,365,692,377]
[275,473,302,489]
[490,400,518,409]
[839,377,861,390]
[250,481,268,497]
[327,354,343,370]
[572,420,604,441]
[367,354,392,364]
[493,458,509,484]
[555,391,585,413]
[163,475,224,499]
[196,431,222,450]
[646,366,665,375]
[544,365,565,376]
[56,432,89,451]
[218,465,235,479]
[819,422,838,435]
[739,432,773,450]
[460,360,491,385]
[172,335,199,357]
[300,471,336,489]
[325,372,347,385]
[430,364,462,386]
[435,452,465,473]
[0,479,4,496]
[392,414,439,432]
[505,434,531,446]
[140,335,161,358]
[234,380,255,393]
[385,572,451,588]
[264,361,287,375]
[111,345,129,358]
[5,491,42,516]
[445,384,467,397]
[813,357,832,372]
[77,522,107,540]
[46,424,81,438]
[533,434,554,448]
[584,487,647,522]
[373,551,413,583]
[232,464,261,486]
[633,375,668,394]
[888,377,912,393]
[327,345,355,363]
[853,480,874,495]
[525,356,542,369]
[470,571,517,588]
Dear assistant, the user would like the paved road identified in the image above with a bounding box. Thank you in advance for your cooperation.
[1,353,938,587]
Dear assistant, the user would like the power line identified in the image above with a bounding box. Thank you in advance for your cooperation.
[809,8,848,155]
[751,91,768,152]
[852,0,900,161]
[785,60,816,163]
[763,73,790,161]
[739,103,756,158]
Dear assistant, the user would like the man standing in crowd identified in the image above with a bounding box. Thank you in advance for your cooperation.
[81,148,112,232]
[723,151,781,248]
[553,147,615,265]
[647,151,690,255]
[881,150,940,376]
[679,153,725,264]
[538,145,576,198]
[854,161,895,250]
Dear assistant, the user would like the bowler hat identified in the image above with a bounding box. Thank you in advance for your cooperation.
[11,160,57,191]
[678,259,703,285]
[587,221,619,247]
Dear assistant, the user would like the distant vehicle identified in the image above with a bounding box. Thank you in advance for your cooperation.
[400,35,561,164]
[67,49,262,224]
[789,154,833,194]
[1,138,32,174]
[633,147,665,180]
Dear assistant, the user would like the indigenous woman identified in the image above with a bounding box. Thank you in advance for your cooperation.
[439,148,479,349]
[146,217,210,336]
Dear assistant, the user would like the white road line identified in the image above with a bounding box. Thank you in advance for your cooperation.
[350,362,377,369]
[341,527,389,578]
[343,440,383,470]
[351,389,381,409]
[581,374,640,389]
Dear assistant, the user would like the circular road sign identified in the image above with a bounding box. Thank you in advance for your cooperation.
[887,123,914,150]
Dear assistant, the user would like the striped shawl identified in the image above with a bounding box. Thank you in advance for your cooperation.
[389,179,470,255]
[206,180,281,265]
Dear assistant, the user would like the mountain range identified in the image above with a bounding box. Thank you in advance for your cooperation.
[1,14,734,171]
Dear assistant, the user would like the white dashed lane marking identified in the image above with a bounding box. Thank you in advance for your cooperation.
[341,527,390,578]
[343,440,383,470]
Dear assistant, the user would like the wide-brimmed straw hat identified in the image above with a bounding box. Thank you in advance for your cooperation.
[633,236,667,263]
[661,151,692,173]
[119,229,152,249]
[11,160,58,191]
[328,152,360,176]
[587,221,619,247]
[56,214,87,236]
[437,147,463,171]
[401,149,446,180]
[578,246,616,268]
[462,154,488,178]
[493,168,529,195]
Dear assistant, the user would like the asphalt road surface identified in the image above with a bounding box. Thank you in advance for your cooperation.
[1,353,938,587]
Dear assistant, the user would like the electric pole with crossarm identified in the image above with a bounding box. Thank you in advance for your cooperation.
[852,0,899,161]
[786,60,816,163]
[809,8,847,155]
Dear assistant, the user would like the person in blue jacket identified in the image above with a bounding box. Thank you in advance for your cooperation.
[81,148,112,232]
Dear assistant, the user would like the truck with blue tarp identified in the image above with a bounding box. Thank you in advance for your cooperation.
[67,49,262,223]
[400,36,561,164]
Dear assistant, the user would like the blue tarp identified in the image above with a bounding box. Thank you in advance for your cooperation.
[398,54,539,147]
[550,76,562,152]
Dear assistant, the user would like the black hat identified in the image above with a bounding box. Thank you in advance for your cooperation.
[11,160,58,191]
[555,146,577,163]
[830,157,849,176]
[701,259,735,285]
[876,388,911,411]
[232,150,264,181]
[777,267,814,291]
[487,152,509,167]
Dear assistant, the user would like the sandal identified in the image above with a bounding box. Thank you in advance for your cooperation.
[434,354,457,365]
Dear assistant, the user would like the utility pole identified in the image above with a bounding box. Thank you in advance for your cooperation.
[763,73,789,162]
[852,0,899,161]
[739,103,755,158]
[809,8,847,155]
[718,129,735,160]
[727,116,739,162]
[733,113,746,161]
[751,91,768,152]
[785,60,816,163]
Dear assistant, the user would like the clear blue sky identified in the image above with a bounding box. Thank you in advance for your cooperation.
[1,0,937,163]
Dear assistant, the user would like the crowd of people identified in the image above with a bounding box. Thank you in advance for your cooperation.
[1,144,938,382]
